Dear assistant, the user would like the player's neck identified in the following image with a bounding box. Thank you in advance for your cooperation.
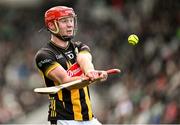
[51,35,69,48]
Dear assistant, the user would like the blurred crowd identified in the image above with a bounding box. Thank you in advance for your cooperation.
[0,0,179,124]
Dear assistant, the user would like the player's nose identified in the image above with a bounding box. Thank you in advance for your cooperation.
[66,21,73,27]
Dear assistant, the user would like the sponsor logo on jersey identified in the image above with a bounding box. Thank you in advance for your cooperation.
[65,51,74,59]
[67,62,83,77]
[38,59,51,67]
[56,54,63,59]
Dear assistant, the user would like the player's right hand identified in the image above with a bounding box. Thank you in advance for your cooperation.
[86,70,99,81]
[85,70,108,82]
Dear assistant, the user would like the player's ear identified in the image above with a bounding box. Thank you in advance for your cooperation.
[47,21,59,34]
[48,22,55,30]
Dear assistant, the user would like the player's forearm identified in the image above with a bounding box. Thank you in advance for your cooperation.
[49,73,82,85]
[47,66,82,85]
[79,59,95,75]
[48,70,90,89]
[77,52,95,75]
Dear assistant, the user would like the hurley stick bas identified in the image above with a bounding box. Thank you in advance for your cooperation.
[34,68,120,94]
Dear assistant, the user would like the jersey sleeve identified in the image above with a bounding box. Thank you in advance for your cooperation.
[74,41,91,53]
[35,50,60,77]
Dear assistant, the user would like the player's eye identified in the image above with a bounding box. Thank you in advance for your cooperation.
[69,18,74,22]
[59,18,67,23]
[59,17,74,23]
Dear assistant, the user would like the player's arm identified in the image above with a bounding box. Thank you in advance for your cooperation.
[47,65,82,84]
[35,50,82,85]
[48,51,99,87]
[77,50,108,81]
[77,51,94,75]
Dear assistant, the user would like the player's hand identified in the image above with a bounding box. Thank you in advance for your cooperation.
[98,70,108,81]
[86,70,108,82]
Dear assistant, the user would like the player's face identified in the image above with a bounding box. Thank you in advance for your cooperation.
[58,17,74,36]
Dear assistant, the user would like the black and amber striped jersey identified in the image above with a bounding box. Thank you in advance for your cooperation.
[35,41,93,121]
